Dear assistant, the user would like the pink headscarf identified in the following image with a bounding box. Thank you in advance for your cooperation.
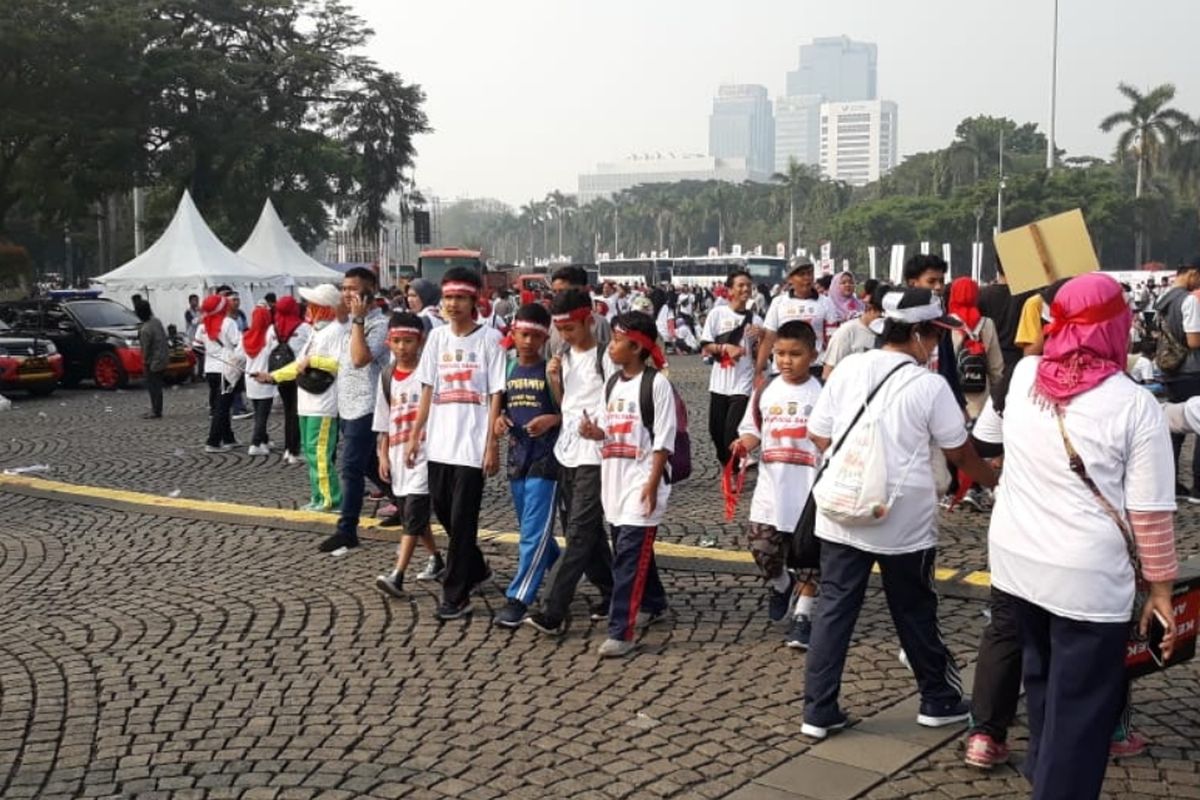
[1034,273,1132,405]
[827,271,864,321]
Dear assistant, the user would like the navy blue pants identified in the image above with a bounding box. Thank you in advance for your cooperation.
[336,413,382,542]
[804,540,962,727]
[1016,598,1128,800]
[507,477,560,605]
[609,525,667,641]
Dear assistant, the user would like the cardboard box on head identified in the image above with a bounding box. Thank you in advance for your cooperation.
[993,208,1100,295]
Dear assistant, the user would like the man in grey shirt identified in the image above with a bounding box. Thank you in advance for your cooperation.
[318,266,391,555]
[548,265,610,354]
[135,298,169,419]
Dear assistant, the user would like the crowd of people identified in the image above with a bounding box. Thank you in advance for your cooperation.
[122,252,1200,800]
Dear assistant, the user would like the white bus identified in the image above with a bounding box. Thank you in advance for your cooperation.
[670,255,787,288]
[596,258,673,287]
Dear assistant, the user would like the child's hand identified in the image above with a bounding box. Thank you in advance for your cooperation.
[494,415,513,438]
[404,436,420,469]
[732,435,757,459]
[483,441,500,477]
[525,414,559,438]
[579,411,605,441]
[378,453,391,483]
[547,355,562,383]
[641,481,658,516]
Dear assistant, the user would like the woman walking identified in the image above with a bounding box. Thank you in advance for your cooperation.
[272,296,311,465]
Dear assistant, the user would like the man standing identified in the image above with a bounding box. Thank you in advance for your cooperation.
[902,254,966,410]
[318,266,390,555]
[548,265,611,352]
[700,270,762,466]
[1155,259,1200,501]
[135,299,168,419]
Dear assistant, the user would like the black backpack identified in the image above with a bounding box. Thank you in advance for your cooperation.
[267,340,296,373]
[955,326,988,394]
[604,368,692,484]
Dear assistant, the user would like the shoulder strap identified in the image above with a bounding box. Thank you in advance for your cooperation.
[595,344,605,378]
[604,371,621,402]
[381,365,393,404]
[639,367,657,436]
[825,360,913,462]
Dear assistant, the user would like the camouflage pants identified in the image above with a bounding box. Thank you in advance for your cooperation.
[747,521,787,581]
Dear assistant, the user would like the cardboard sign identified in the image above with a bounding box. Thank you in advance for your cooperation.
[993,209,1100,294]
[1125,567,1200,680]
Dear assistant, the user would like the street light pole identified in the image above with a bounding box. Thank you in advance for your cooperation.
[996,129,1006,233]
[1047,0,1059,171]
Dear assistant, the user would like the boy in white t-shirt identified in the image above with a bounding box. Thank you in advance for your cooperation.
[755,257,839,385]
[373,312,445,598]
[526,290,615,637]
[407,268,506,621]
[580,312,677,658]
[700,269,763,469]
[732,320,823,648]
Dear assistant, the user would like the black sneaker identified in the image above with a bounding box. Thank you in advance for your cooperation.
[471,566,494,594]
[588,597,611,621]
[435,599,473,620]
[768,575,796,623]
[525,612,566,636]
[377,513,404,528]
[917,698,971,728]
[1176,483,1191,500]
[318,532,359,554]
[494,599,528,628]
[375,570,404,599]
[416,552,445,581]
[784,615,812,649]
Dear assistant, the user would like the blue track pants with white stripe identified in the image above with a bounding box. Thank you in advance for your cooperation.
[507,477,561,605]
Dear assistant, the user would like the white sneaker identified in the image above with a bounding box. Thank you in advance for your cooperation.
[598,638,636,658]
[247,444,269,456]
[283,452,302,465]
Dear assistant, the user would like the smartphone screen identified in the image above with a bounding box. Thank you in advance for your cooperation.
[1147,610,1168,667]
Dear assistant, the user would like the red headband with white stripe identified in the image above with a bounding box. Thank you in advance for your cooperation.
[441,281,479,297]
[512,320,550,336]
[613,324,666,369]
[388,326,423,338]
[552,307,592,327]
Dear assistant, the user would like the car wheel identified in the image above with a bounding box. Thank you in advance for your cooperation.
[92,351,126,390]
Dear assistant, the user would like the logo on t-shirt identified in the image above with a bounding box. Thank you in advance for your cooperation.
[602,411,639,459]
[762,409,817,466]
[436,364,483,405]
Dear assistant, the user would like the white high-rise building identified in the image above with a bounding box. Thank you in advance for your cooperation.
[708,85,775,176]
[774,94,823,172]
[819,100,898,187]
[578,154,769,204]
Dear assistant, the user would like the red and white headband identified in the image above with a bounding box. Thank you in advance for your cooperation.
[388,325,423,338]
[441,281,479,297]
[512,320,550,336]
[613,324,667,369]
[552,307,592,327]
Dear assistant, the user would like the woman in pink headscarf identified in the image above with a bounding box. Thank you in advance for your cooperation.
[822,271,864,346]
[984,273,1179,799]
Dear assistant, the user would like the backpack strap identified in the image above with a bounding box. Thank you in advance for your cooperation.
[380,363,394,404]
[639,367,657,437]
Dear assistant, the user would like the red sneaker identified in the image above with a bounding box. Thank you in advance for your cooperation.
[964,732,1010,770]
[1110,731,1148,759]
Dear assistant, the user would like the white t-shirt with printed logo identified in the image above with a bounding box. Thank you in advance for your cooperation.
[415,324,505,468]
[989,357,1175,623]
[738,376,823,532]
[701,305,762,396]
[554,345,616,469]
[599,370,677,527]
[372,368,429,496]
[807,349,967,554]
[763,292,839,365]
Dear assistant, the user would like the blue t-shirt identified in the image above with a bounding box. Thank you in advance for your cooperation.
[504,359,559,480]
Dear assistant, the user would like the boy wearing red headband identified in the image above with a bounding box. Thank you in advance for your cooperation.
[526,290,615,637]
[583,311,675,658]
[406,267,505,620]
[492,303,562,627]
[374,312,444,597]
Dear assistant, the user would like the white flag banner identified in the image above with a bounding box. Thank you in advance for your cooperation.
[820,241,832,260]
[889,244,906,284]
[942,243,952,278]
[971,242,984,283]
[868,246,878,280]
[920,241,931,255]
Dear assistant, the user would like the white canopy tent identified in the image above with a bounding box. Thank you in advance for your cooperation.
[94,191,287,332]
[237,199,343,288]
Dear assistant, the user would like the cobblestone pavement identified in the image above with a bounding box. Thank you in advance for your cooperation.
[3,491,985,800]
[5,357,1200,575]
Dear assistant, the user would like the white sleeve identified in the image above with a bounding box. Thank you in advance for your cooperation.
[972,396,1004,445]
[1124,392,1179,511]
[372,381,389,434]
[807,378,835,439]
[1184,397,1200,434]
[700,308,719,344]
[928,378,969,449]
[415,329,438,387]
[486,335,506,395]
[823,324,849,367]
[224,318,241,348]
[1184,295,1200,334]
[763,297,781,332]
[650,373,677,454]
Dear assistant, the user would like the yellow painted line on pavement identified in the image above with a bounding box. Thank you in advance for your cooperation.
[0,473,992,586]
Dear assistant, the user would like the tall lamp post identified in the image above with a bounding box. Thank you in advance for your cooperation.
[1047,0,1059,171]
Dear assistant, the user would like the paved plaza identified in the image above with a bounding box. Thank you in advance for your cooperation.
[3,356,1200,799]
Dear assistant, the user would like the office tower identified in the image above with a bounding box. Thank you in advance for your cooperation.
[774,94,823,173]
[787,36,877,102]
[818,100,899,187]
[708,84,775,176]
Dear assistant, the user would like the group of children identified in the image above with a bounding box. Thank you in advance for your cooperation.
[369,266,694,658]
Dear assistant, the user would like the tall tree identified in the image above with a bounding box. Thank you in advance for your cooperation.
[1099,82,1189,263]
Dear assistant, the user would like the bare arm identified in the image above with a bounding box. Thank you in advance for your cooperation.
[942,440,997,488]
[754,329,777,383]
[405,385,434,468]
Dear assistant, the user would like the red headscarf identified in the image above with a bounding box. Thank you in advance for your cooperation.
[201,294,227,342]
[947,277,982,331]
[242,306,272,358]
[273,296,303,343]
[1034,273,1132,406]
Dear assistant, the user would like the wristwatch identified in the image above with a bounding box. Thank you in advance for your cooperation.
[352,317,365,325]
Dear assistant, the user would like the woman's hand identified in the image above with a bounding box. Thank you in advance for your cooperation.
[1141,580,1177,661]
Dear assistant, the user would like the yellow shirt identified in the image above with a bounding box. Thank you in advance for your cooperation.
[1014,295,1044,349]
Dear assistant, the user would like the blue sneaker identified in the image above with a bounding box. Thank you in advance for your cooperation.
[784,615,812,649]
[917,698,970,728]
[768,576,796,623]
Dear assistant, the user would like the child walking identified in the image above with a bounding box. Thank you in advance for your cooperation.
[241,304,277,456]
[406,267,506,620]
[374,312,445,597]
[582,311,677,658]
[493,303,562,627]
[732,320,823,648]
[526,289,615,636]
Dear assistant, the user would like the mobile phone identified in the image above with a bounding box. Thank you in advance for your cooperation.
[1147,609,1169,667]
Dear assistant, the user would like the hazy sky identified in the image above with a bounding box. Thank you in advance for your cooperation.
[351,0,1198,207]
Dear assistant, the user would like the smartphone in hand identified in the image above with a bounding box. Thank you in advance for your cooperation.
[1147,609,1169,667]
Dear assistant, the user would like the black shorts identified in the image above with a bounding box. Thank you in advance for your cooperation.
[400,494,432,538]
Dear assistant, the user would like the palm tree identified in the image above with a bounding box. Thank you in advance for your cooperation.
[544,190,576,259]
[771,159,818,256]
[1099,82,1189,263]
